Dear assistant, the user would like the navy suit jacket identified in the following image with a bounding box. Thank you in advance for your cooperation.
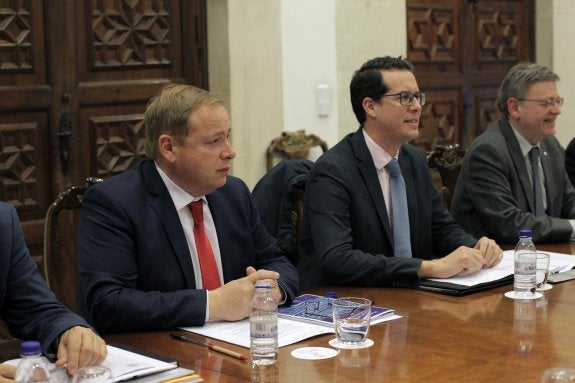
[452,118,575,243]
[297,128,476,291]
[0,202,89,356]
[78,160,298,334]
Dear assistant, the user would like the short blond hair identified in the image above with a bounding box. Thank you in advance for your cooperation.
[144,83,224,159]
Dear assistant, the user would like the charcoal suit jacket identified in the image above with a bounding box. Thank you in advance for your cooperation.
[297,128,477,291]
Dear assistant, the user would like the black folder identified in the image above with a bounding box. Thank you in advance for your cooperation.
[417,274,514,296]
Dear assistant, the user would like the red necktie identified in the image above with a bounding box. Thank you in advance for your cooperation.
[189,200,221,290]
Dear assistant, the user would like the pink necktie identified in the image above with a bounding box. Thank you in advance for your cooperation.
[189,201,221,290]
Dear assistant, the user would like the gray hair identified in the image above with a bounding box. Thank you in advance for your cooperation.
[497,62,559,116]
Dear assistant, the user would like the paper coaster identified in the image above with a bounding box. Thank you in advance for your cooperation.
[536,283,553,291]
[328,338,374,349]
[504,291,543,300]
[291,347,338,360]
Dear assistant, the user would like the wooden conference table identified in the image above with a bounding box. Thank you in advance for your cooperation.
[105,243,575,383]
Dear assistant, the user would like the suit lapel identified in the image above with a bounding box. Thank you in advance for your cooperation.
[500,120,537,213]
[141,160,198,288]
[351,131,393,241]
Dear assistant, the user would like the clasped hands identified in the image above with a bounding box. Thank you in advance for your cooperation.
[208,266,281,321]
[420,236,503,279]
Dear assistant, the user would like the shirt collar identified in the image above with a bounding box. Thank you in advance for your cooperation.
[363,129,395,169]
[509,122,539,157]
[155,163,204,210]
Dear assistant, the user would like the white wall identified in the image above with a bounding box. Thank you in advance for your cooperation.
[208,0,407,188]
[208,0,574,188]
[548,0,575,147]
[281,0,339,150]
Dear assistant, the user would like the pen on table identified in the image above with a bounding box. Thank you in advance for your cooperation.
[161,374,202,383]
[169,333,249,362]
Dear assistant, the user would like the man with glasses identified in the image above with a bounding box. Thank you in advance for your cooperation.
[297,56,502,291]
[452,62,575,243]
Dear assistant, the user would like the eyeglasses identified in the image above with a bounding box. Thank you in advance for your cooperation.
[380,91,426,106]
[517,97,564,108]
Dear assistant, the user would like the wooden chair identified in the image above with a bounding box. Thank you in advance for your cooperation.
[427,144,466,210]
[43,177,102,313]
[266,130,328,171]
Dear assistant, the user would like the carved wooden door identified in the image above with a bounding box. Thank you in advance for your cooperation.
[406,0,534,151]
[0,1,207,270]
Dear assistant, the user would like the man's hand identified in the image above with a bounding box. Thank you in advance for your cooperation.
[54,326,107,376]
[208,267,280,321]
[0,364,15,383]
[419,246,484,279]
[474,236,504,268]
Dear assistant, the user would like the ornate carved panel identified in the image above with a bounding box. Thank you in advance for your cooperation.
[0,122,38,208]
[476,2,521,65]
[407,3,458,66]
[90,114,146,177]
[407,0,533,151]
[417,90,460,152]
[89,0,172,69]
[0,2,33,70]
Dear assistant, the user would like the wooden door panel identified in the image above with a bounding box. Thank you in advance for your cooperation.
[0,0,207,283]
[81,106,147,178]
[407,0,533,150]
[418,89,462,152]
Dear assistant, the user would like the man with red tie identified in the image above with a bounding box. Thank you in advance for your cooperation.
[77,84,298,334]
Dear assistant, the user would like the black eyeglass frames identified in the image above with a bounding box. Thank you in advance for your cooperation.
[380,91,426,106]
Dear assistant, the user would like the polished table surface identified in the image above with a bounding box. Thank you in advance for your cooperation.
[105,243,575,382]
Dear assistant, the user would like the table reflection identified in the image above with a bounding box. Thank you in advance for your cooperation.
[251,363,278,383]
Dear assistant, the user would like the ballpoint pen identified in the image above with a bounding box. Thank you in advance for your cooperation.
[169,333,249,362]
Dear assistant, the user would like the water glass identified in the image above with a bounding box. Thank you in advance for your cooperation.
[332,297,371,345]
[536,252,551,290]
[72,366,114,383]
[541,368,575,382]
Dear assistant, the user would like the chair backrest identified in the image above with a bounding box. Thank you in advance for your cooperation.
[253,159,313,266]
[267,130,328,171]
[43,177,102,313]
[427,144,466,210]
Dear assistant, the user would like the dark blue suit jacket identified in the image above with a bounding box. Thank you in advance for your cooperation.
[0,202,89,356]
[298,128,477,291]
[78,160,298,334]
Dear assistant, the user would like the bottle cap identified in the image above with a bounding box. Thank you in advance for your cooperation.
[20,340,41,356]
[255,280,272,289]
[519,229,532,238]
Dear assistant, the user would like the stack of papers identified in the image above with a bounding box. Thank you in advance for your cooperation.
[181,294,401,348]
[419,250,575,295]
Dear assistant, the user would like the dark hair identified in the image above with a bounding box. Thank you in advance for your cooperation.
[350,56,414,124]
[497,62,560,116]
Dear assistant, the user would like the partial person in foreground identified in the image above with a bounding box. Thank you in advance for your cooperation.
[77,84,299,334]
[0,202,106,381]
[297,56,502,291]
[452,62,575,243]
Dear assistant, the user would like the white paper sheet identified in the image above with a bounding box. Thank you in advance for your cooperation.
[180,314,401,349]
[426,250,575,287]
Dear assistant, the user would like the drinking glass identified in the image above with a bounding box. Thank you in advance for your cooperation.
[541,368,575,382]
[536,252,552,290]
[332,297,371,345]
[72,366,114,383]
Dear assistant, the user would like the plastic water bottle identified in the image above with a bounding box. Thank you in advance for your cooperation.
[14,340,52,383]
[514,229,537,298]
[250,280,278,365]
